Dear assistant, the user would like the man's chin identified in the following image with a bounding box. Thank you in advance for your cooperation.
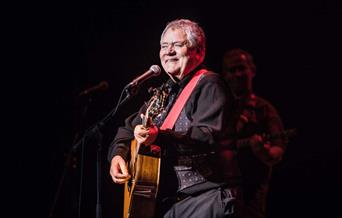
[167,69,181,76]
[231,86,248,97]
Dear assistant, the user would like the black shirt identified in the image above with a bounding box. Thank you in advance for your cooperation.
[108,69,233,161]
[107,68,239,197]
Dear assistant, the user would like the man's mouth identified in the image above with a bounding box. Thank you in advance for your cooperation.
[165,58,178,63]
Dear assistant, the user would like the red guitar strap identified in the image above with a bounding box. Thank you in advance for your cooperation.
[160,69,208,130]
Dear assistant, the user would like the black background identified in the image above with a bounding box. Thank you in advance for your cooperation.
[5,1,342,217]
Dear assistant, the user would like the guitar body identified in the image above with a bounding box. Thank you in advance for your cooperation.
[123,140,161,218]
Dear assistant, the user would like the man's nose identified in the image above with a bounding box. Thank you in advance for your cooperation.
[166,46,176,54]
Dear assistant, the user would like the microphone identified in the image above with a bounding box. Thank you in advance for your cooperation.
[126,65,161,88]
[79,81,109,96]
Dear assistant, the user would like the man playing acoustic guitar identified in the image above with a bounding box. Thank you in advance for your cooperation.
[108,19,242,217]
[221,48,289,218]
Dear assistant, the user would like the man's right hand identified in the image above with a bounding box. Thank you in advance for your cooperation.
[110,155,131,184]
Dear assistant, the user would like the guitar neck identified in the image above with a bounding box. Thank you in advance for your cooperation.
[236,138,251,149]
[142,117,151,128]
[236,128,297,149]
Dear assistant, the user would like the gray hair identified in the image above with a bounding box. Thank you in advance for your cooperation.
[161,19,206,64]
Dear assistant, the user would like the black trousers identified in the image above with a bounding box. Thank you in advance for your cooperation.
[163,186,242,218]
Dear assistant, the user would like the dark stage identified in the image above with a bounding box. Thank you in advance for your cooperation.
[5,1,341,217]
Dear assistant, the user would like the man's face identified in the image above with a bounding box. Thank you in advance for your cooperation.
[223,60,254,97]
[160,28,198,80]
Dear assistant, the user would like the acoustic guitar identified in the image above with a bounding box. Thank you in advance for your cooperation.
[123,87,168,218]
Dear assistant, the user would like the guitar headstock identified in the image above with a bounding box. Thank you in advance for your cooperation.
[142,86,169,128]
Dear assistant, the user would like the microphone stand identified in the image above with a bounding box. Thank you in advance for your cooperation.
[49,84,137,218]
[48,95,92,218]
